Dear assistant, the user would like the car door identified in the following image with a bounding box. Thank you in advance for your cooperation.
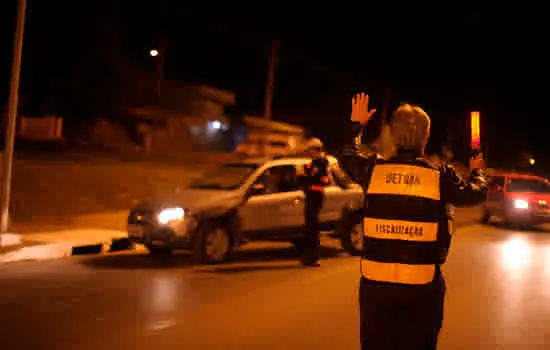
[238,169,277,233]
[274,165,305,229]
[320,164,349,223]
[239,164,304,235]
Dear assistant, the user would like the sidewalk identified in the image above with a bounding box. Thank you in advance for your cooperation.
[0,229,132,264]
[9,210,128,233]
[0,211,131,264]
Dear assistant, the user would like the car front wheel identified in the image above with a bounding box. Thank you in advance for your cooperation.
[194,224,232,264]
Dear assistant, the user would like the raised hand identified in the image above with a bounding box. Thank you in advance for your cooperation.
[351,92,377,125]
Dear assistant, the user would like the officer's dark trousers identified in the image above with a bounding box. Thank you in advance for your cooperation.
[359,270,446,350]
[301,190,324,264]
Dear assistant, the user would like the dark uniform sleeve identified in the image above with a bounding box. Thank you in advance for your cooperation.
[440,165,488,207]
[318,157,330,186]
[298,157,330,190]
[339,121,379,188]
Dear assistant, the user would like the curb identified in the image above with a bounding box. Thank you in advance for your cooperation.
[0,233,23,249]
[71,237,134,256]
[0,237,135,264]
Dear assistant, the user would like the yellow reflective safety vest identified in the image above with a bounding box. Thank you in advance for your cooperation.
[361,159,450,285]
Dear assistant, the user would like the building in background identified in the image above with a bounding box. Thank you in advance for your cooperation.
[235,116,306,157]
[122,73,234,154]
[17,115,63,141]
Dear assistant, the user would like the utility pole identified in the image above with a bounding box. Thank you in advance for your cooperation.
[376,88,392,157]
[261,40,279,155]
[380,87,391,129]
[264,40,279,121]
[484,128,489,168]
[155,39,168,98]
[444,123,454,162]
[1,0,27,237]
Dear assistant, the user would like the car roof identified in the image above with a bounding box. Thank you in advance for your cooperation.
[235,157,271,165]
[229,154,339,167]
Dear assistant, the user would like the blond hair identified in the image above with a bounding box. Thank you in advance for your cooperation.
[390,104,431,153]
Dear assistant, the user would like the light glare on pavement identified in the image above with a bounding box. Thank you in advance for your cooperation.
[501,237,531,273]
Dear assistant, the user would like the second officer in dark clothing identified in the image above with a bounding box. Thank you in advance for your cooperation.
[299,138,330,267]
[341,93,488,349]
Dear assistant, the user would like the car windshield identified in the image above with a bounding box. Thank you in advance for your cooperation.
[507,178,550,193]
[188,163,259,190]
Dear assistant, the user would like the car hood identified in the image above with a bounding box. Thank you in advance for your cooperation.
[132,189,243,214]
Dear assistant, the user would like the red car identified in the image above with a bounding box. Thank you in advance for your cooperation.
[482,172,550,226]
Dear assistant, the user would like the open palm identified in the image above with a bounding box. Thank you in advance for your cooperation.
[351,92,377,125]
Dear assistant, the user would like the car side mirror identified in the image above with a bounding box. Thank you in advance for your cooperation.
[249,182,266,196]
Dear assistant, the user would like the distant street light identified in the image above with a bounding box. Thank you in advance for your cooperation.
[529,157,535,166]
[149,49,159,57]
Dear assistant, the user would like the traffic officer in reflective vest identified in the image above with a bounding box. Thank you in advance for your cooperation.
[298,138,330,267]
[341,93,487,349]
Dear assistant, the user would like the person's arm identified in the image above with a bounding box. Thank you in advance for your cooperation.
[339,121,379,186]
[440,164,488,207]
[339,93,380,187]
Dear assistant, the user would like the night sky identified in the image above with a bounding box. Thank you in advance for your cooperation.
[1,2,549,167]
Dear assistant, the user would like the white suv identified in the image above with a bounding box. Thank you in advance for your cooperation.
[127,155,365,263]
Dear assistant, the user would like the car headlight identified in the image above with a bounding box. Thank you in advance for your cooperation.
[158,207,185,224]
[514,199,529,209]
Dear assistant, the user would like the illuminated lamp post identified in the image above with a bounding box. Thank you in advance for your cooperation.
[469,111,481,170]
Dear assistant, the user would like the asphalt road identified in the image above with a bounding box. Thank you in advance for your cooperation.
[1,223,550,350]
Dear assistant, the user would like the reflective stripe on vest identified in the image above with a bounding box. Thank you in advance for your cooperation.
[361,161,442,285]
[364,218,438,242]
[367,163,440,200]
[360,259,436,285]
